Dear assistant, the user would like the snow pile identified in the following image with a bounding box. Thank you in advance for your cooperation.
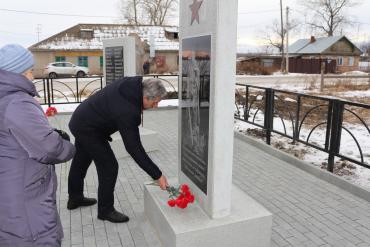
[341,71,368,76]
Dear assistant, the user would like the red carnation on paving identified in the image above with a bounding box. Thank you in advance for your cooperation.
[166,183,195,209]
[167,199,176,207]
[45,106,58,117]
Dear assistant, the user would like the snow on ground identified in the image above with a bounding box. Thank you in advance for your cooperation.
[41,103,80,113]
[338,89,370,98]
[341,71,369,76]
[41,99,179,113]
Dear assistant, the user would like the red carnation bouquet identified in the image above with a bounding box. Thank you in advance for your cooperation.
[45,106,61,129]
[166,184,195,209]
[45,106,58,117]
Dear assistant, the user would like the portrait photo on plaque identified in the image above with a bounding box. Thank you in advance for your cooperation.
[181,35,211,194]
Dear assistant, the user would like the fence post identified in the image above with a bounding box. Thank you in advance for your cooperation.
[264,88,274,145]
[50,79,55,104]
[327,100,344,172]
[320,62,325,92]
[293,95,301,143]
[244,85,249,121]
[42,79,47,105]
[76,77,79,102]
[46,78,51,107]
[325,101,334,151]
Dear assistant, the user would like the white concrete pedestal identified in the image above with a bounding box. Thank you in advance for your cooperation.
[111,127,158,159]
[144,181,272,247]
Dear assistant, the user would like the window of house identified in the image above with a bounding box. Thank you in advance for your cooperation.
[337,57,343,66]
[55,56,66,62]
[165,31,179,40]
[100,56,103,68]
[348,57,354,66]
[262,59,273,68]
[80,29,94,39]
[78,56,88,67]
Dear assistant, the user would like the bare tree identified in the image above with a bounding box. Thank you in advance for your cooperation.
[300,0,360,36]
[142,0,178,25]
[119,0,143,25]
[261,18,300,53]
[119,0,177,25]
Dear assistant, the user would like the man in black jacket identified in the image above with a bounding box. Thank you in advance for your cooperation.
[67,76,169,223]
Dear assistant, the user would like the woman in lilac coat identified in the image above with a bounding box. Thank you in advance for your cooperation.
[0,44,75,246]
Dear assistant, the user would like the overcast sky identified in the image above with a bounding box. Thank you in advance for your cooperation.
[1,0,369,51]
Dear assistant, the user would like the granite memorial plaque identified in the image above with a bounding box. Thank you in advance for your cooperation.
[105,46,124,84]
[181,35,211,194]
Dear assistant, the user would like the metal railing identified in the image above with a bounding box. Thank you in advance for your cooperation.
[235,84,370,172]
[35,75,370,171]
[33,76,104,106]
[34,75,179,106]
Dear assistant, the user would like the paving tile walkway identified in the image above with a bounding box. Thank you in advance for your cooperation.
[51,109,370,247]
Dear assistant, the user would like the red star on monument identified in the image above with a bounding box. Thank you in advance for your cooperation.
[189,0,203,25]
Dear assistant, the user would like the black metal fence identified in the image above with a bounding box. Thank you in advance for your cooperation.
[235,84,370,172]
[35,75,370,171]
[33,76,104,106]
[33,75,179,106]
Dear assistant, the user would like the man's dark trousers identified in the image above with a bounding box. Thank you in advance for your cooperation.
[68,134,118,215]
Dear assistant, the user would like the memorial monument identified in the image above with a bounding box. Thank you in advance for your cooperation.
[103,36,144,84]
[144,0,272,246]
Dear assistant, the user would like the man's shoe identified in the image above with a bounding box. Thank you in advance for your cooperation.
[67,197,97,210]
[98,209,129,223]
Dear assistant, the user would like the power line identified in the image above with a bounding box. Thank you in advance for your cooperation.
[289,8,305,15]
[354,21,370,26]
[238,23,269,29]
[0,8,116,18]
[238,9,279,15]
[0,30,35,36]
[0,7,180,19]
[36,24,42,42]
[0,7,279,17]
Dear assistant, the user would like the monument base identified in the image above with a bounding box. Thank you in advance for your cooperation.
[111,128,158,159]
[144,181,272,247]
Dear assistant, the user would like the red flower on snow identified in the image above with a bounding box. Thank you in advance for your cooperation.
[166,183,195,209]
[45,106,58,117]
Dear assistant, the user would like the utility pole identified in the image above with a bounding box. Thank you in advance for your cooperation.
[280,0,285,72]
[133,0,138,25]
[36,24,42,42]
[285,6,289,74]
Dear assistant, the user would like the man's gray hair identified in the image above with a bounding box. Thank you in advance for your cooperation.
[142,78,167,100]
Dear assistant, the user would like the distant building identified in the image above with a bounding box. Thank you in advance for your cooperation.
[288,36,362,73]
[29,24,179,78]
[236,54,282,75]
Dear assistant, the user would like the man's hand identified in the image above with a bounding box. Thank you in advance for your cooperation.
[157,175,169,190]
